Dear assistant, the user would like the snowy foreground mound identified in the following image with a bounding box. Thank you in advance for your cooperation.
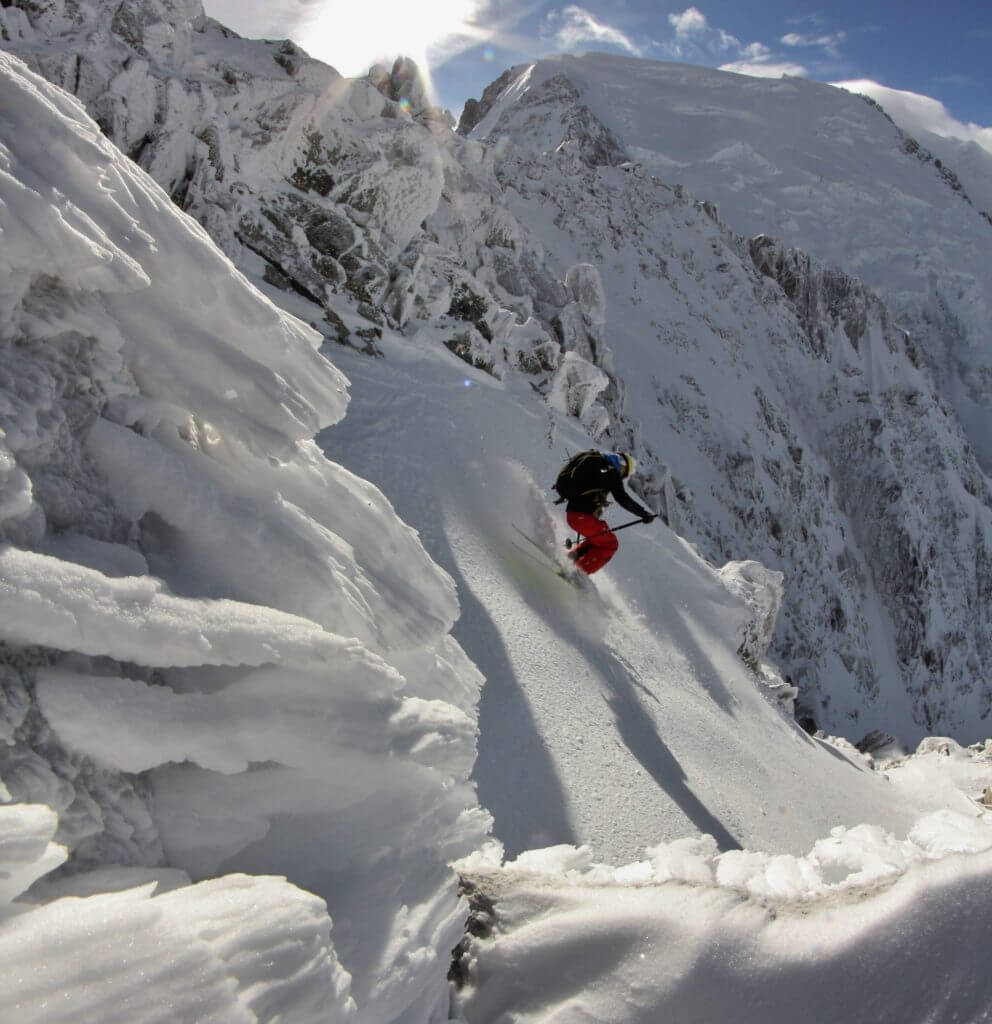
[456,803,992,1023]
[0,53,487,1022]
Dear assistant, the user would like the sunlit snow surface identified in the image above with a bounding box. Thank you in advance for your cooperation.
[455,829,992,1023]
[2,33,992,1024]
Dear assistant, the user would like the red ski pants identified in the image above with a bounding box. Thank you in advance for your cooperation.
[566,507,618,574]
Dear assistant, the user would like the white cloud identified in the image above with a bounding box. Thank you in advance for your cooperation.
[832,79,992,155]
[781,31,846,57]
[718,41,807,77]
[715,29,741,52]
[668,7,708,38]
[544,5,642,55]
[741,42,771,61]
[653,8,848,80]
[786,13,825,27]
[661,10,801,73]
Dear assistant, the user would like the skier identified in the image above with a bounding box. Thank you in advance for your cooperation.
[553,450,655,574]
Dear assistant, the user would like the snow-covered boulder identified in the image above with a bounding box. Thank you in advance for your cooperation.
[718,560,783,664]
[718,560,796,714]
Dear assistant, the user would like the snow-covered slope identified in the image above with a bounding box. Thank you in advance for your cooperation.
[0,51,487,1023]
[316,317,984,864]
[316,310,992,1024]
[833,79,992,219]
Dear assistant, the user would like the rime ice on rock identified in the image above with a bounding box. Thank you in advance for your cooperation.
[0,50,486,1024]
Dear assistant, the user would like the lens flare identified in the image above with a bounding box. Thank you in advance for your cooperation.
[298,0,489,101]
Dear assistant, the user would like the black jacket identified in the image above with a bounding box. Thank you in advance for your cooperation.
[566,454,649,518]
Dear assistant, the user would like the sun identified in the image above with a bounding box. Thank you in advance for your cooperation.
[299,0,487,97]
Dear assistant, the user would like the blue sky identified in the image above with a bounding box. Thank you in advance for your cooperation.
[203,1,990,138]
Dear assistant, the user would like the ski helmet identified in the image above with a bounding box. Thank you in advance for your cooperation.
[606,452,635,478]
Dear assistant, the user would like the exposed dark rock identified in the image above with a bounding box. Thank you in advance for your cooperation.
[262,262,293,291]
[856,730,903,763]
[456,66,524,135]
[273,39,305,77]
[448,283,488,323]
[306,213,356,258]
[323,307,350,343]
[448,878,497,988]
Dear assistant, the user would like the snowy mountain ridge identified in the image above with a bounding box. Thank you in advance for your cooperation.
[832,79,992,220]
[462,54,992,467]
[2,4,992,1022]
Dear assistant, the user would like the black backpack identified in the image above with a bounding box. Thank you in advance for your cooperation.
[553,450,607,503]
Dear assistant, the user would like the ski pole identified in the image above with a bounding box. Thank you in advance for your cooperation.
[565,517,650,548]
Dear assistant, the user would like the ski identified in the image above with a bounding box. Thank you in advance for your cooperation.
[511,540,583,587]
[510,524,585,588]
[511,523,567,566]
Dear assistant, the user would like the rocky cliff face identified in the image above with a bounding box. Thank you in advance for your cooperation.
[5,3,992,742]
[740,235,992,732]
